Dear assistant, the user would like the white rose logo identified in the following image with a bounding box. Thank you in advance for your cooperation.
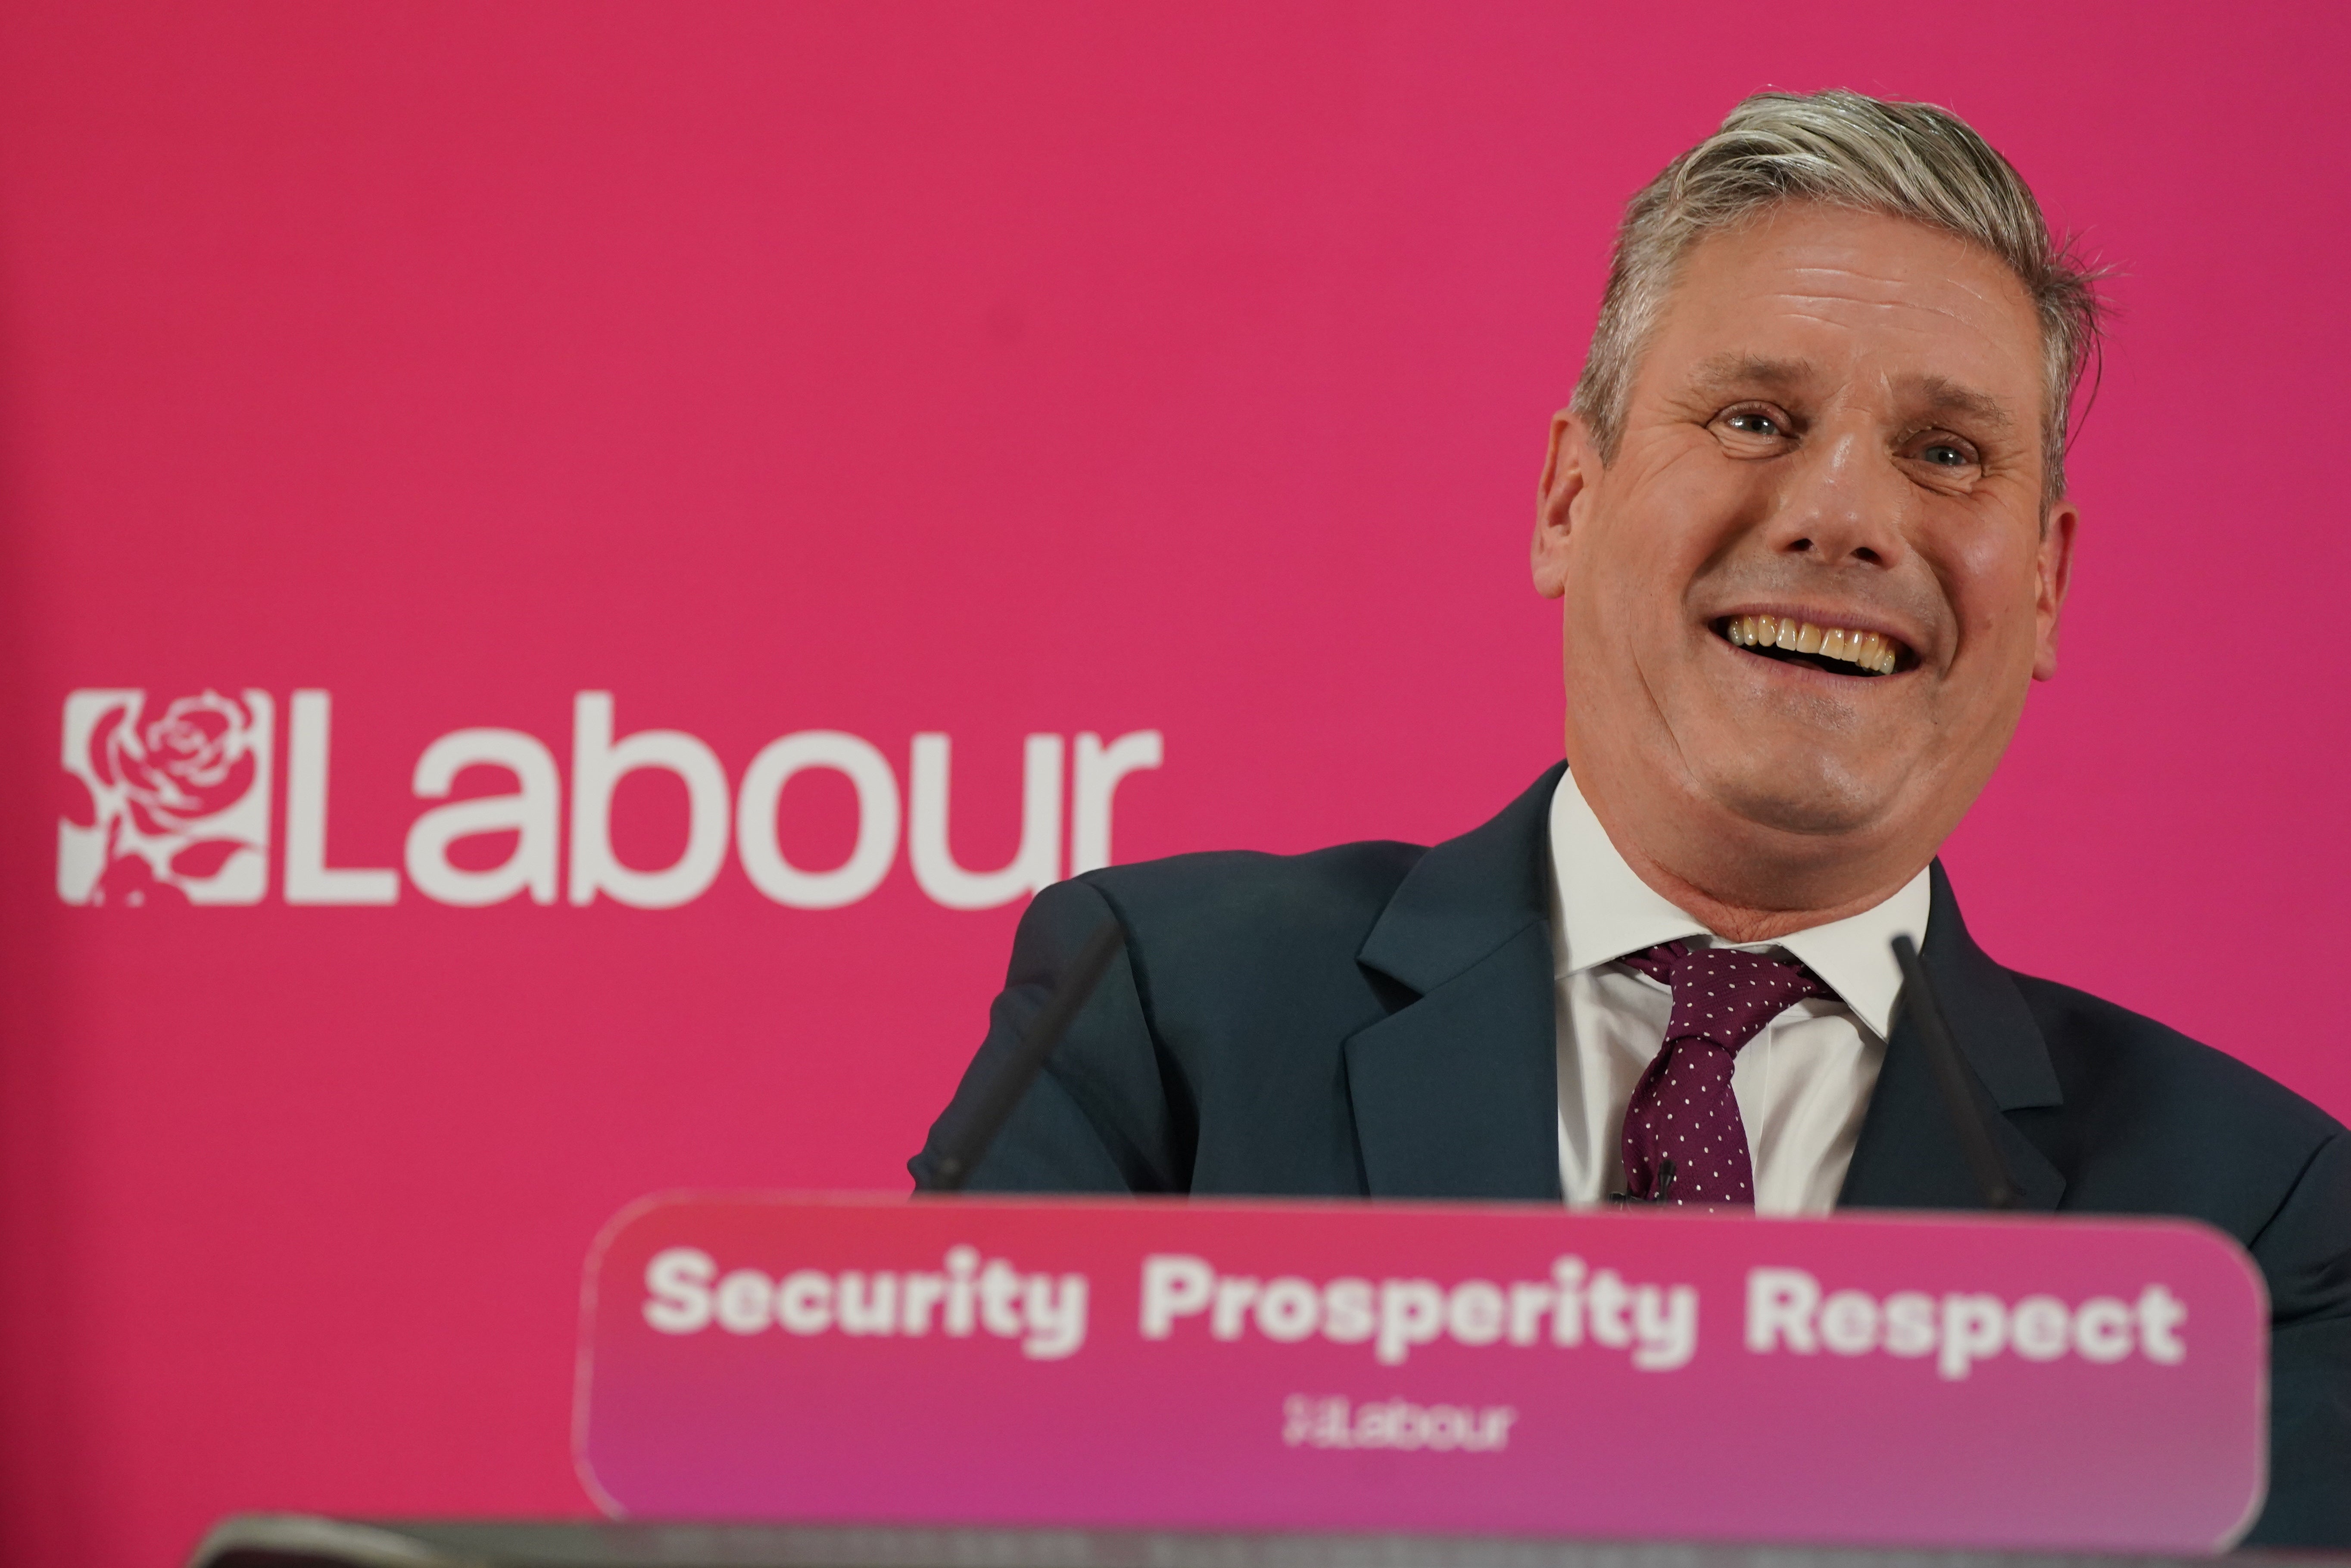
[58,689,275,905]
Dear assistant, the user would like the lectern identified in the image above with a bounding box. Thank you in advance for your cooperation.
[182,1516,2348,1568]
[186,1191,2281,1565]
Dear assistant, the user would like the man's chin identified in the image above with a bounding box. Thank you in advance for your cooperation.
[1696,764,1890,842]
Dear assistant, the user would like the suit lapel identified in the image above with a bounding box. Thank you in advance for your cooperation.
[1343,775,2064,1212]
[1839,862,2067,1212]
[1344,764,1566,1201]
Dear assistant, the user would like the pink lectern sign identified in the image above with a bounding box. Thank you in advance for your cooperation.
[574,1193,2266,1552]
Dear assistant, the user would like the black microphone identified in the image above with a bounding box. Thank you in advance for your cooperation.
[1609,1157,1675,1205]
[920,915,1128,1193]
[1890,933,2023,1211]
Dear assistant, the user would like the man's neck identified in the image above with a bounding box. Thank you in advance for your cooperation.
[1611,837,1912,943]
[1577,777,1927,944]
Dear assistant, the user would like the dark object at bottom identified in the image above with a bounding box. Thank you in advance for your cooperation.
[184,1516,2346,1568]
[1609,1155,1675,1205]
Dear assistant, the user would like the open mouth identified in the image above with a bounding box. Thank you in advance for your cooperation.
[1715,614,1910,677]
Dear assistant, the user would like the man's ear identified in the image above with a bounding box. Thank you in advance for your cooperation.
[2032,498,2080,681]
[1533,408,1596,600]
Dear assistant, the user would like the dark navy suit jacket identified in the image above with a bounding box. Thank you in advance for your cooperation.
[913,764,2351,1546]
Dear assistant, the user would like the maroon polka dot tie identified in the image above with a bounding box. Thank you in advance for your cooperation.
[1617,941,1831,1206]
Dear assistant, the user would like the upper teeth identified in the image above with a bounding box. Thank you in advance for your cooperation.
[1725,615,1902,674]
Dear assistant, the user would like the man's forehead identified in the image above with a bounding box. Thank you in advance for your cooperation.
[1649,207,2042,373]
[1676,203,2033,305]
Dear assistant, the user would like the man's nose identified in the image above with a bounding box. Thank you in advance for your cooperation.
[1763,427,1911,567]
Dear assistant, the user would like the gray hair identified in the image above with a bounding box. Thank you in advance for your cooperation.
[1569,89,2105,501]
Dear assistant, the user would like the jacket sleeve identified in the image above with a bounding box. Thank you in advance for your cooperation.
[907,874,1191,1194]
[2243,1128,2351,1548]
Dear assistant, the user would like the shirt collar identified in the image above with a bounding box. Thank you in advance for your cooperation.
[1545,768,1930,1040]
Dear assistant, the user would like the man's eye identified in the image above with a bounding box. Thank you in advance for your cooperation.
[1724,411,1782,437]
[1921,442,1973,467]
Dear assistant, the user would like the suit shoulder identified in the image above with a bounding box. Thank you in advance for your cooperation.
[1071,838,1428,935]
[2011,971,2346,1182]
[1054,840,1428,1086]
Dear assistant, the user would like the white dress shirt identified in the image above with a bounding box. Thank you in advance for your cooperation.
[1546,769,1930,1215]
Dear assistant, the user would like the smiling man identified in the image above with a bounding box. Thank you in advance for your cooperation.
[912,91,2351,1543]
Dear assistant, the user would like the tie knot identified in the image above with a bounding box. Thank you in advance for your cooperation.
[1620,940,1831,1055]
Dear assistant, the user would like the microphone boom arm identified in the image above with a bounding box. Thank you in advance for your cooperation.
[922,915,1128,1193]
[1891,933,2024,1211]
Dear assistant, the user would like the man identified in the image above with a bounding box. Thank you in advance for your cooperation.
[911,91,2351,1544]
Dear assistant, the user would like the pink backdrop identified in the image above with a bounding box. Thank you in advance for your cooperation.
[1,4,2345,1565]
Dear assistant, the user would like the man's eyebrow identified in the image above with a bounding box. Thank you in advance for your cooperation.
[1913,375,2017,432]
[1685,358,2022,433]
[1685,352,1816,393]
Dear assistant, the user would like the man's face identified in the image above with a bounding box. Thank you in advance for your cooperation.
[1534,202,2077,918]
